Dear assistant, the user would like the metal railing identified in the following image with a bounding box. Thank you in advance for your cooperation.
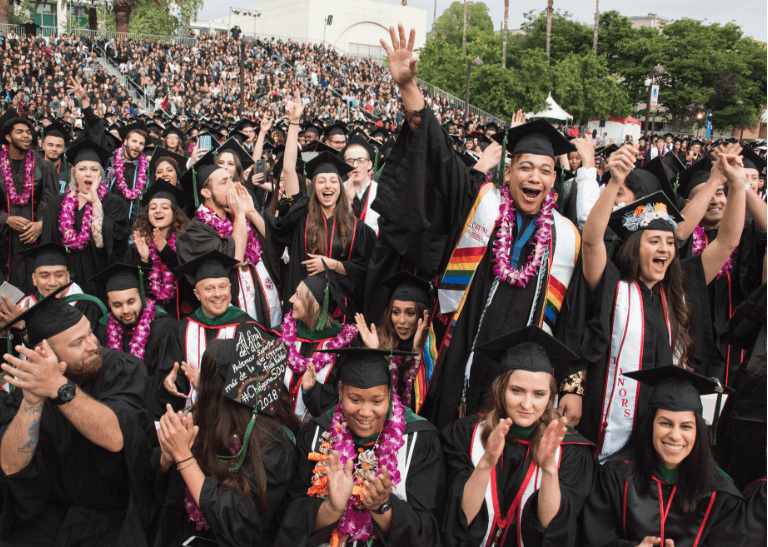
[415,77,506,126]
[0,23,197,45]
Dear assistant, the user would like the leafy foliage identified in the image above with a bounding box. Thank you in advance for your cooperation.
[433,1,493,49]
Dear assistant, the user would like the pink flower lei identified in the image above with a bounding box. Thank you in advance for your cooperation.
[692,224,735,279]
[390,355,417,409]
[105,298,156,360]
[0,146,35,205]
[195,205,263,266]
[492,187,556,287]
[325,392,406,542]
[112,146,149,200]
[281,310,357,374]
[147,233,177,301]
[59,181,108,250]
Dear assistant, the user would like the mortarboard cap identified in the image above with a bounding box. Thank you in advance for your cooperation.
[173,250,239,284]
[66,138,112,167]
[40,119,72,143]
[90,262,147,294]
[475,326,579,374]
[341,134,375,164]
[0,283,83,347]
[323,121,348,138]
[305,151,353,180]
[318,347,418,390]
[623,365,733,414]
[676,156,714,199]
[117,121,149,141]
[149,146,188,180]
[382,271,431,307]
[18,242,68,269]
[492,119,576,159]
[741,146,766,175]
[608,191,684,242]
[141,178,187,209]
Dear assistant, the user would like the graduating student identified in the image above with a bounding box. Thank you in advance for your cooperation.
[41,139,129,301]
[153,327,301,547]
[557,144,746,460]
[126,180,194,320]
[148,146,187,188]
[275,347,445,547]
[355,271,431,413]
[0,115,58,293]
[160,251,264,411]
[371,25,585,427]
[441,327,595,547]
[0,284,157,546]
[177,162,282,328]
[342,134,381,234]
[91,263,179,419]
[268,93,376,321]
[39,119,72,194]
[581,366,746,547]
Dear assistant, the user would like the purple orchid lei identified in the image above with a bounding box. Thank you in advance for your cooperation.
[389,355,417,409]
[492,187,557,287]
[112,146,149,200]
[147,233,177,301]
[59,180,108,250]
[106,298,156,360]
[692,224,735,279]
[195,205,263,266]
[326,391,406,542]
[0,146,34,205]
[280,310,357,374]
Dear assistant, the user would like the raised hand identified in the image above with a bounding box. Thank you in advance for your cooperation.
[412,310,430,352]
[480,417,512,469]
[157,404,198,462]
[286,89,305,124]
[259,114,273,133]
[534,417,568,473]
[354,313,380,349]
[133,231,150,262]
[163,362,188,399]
[380,24,418,87]
[572,137,596,169]
[474,141,503,175]
[179,361,200,392]
[711,148,745,188]
[66,76,87,101]
[510,109,526,128]
[326,450,355,513]
[607,145,637,184]
[302,362,317,392]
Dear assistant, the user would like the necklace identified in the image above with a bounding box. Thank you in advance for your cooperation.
[281,310,357,375]
[112,146,148,200]
[0,146,35,205]
[692,224,735,279]
[492,187,556,287]
[196,204,263,266]
[147,233,177,301]
[390,355,417,408]
[58,181,108,250]
[105,299,156,360]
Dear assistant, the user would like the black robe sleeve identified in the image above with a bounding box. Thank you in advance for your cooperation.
[198,432,297,547]
[176,218,236,284]
[579,461,635,547]
[155,319,188,413]
[744,479,766,547]
[35,158,58,221]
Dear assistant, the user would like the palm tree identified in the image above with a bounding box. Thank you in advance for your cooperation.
[593,0,599,51]
[545,0,553,59]
[0,0,9,26]
[462,0,467,53]
[114,0,133,35]
[502,0,509,68]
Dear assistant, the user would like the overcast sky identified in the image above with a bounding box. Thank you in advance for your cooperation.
[198,0,767,42]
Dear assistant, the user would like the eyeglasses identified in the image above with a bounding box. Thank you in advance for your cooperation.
[345,157,369,166]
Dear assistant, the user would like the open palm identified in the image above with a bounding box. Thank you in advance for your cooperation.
[380,25,419,87]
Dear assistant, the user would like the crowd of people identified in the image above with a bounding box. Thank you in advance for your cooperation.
[0,22,765,547]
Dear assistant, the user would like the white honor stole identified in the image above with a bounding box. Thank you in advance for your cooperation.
[183,320,238,408]
[597,281,673,461]
[360,180,380,235]
[236,263,282,328]
[283,339,339,418]
[470,420,562,547]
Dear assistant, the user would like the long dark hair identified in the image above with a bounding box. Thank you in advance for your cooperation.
[615,231,693,367]
[376,300,430,352]
[306,174,353,255]
[132,201,189,241]
[608,409,719,513]
[190,339,303,506]
[479,369,559,460]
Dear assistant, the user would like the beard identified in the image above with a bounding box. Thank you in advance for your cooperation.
[64,344,104,385]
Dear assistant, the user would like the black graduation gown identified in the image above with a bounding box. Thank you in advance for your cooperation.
[125,244,196,320]
[556,255,720,447]
[96,307,179,420]
[275,408,446,547]
[743,478,766,547]
[264,193,376,320]
[370,108,576,427]
[0,152,58,293]
[42,193,129,302]
[441,414,595,547]
[52,158,70,194]
[151,427,297,547]
[678,223,767,388]
[580,460,746,547]
[0,348,157,547]
[177,216,280,327]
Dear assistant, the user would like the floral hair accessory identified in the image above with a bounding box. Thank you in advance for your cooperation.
[622,202,678,233]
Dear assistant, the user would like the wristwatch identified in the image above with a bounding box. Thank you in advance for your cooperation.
[53,379,77,405]
[370,498,392,515]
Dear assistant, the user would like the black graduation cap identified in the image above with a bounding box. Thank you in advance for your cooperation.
[302,140,337,156]
[484,122,500,134]
[318,347,418,389]
[382,271,431,307]
[0,283,83,347]
[741,146,766,175]
[229,130,249,145]
[323,121,348,138]
[491,119,575,159]
[305,151,353,180]
[341,134,375,164]
[210,137,255,171]
[145,122,163,136]
[663,133,674,140]
[623,365,733,414]
[348,127,368,140]
[456,151,478,168]
[173,250,239,284]
[676,156,714,199]
[475,325,578,375]
[89,262,148,294]
[371,126,389,140]
[18,241,68,269]
[117,121,149,141]
[141,178,187,209]
[271,151,305,180]
[233,119,256,133]
[660,152,686,176]
[639,157,676,201]
[40,119,72,143]
[608,191,684,242]
[149,146,188,179]
[162,125,185,141]
[66,138,112,167]
[303,123,322,137]
[689,139,705,148]
[599,143,620,158]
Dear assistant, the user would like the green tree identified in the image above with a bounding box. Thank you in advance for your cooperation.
[520,9,592,63]
[7,0,32,25]
[433,1,493,49]
[414,35,469,96]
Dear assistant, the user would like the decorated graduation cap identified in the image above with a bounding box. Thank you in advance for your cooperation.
[475,325,579,374]
[89,262,149,295]
[116,121,149,141]
[18,242,69,270]
[305,151,354,181]
[174,250,239,285]
[66,138,112,167]
[382,271,432,307]
[491,119,576,160]
[149,146,188,180]
[0,283,83,347]
[216,322,290,471]
[141,178,187,209]
[318,347,418,390]
[676,156,714,199]
[608,190,684,242]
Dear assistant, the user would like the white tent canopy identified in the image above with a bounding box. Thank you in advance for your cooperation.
[526,93,573,121]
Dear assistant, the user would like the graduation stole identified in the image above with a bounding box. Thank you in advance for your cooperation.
[235,262,282,328]
[469,419,562,547]
[282,334,343,418]
[356,179,380,235]
[597,281,673,461]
